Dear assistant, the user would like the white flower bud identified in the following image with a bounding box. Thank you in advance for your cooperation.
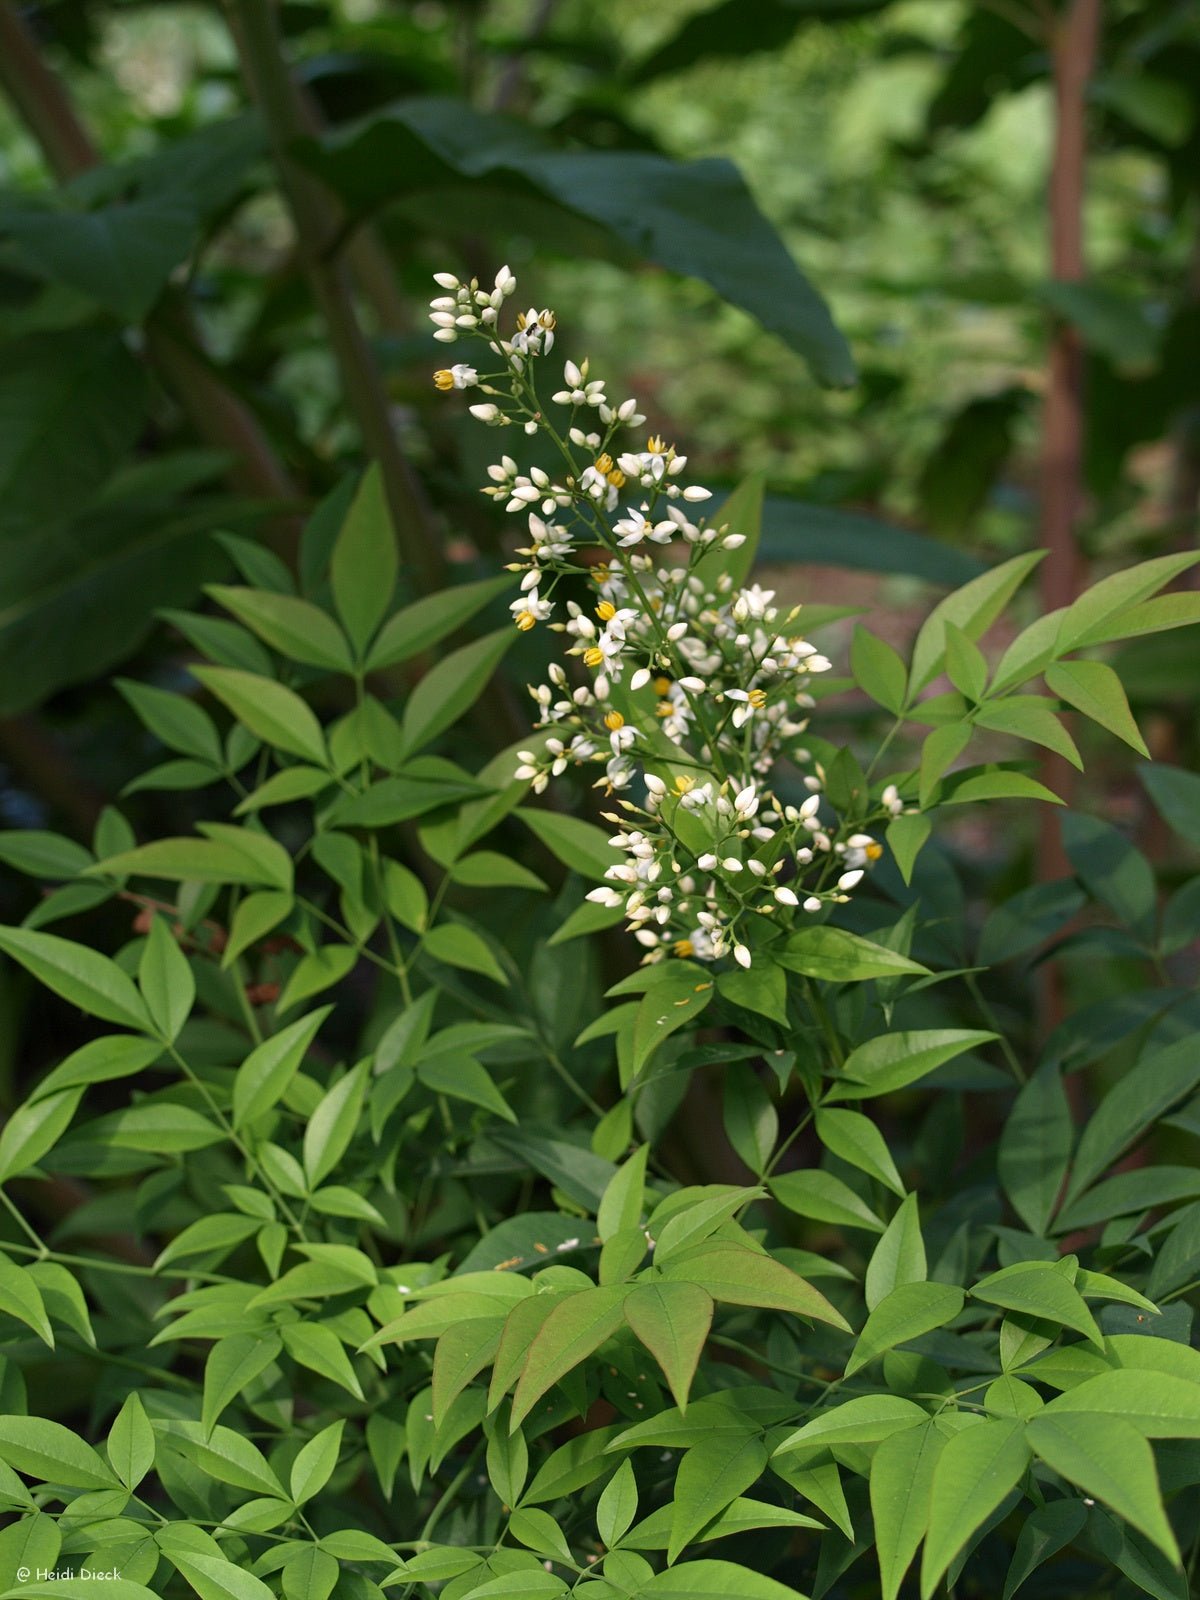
[469,403,499,422]
[698,853,718,870]
[774,886,799,906]
[630,667,651,691]
[433,328,458,343]
[723,534,746,549]
[722,858,742,873]
[838,869,864,890]
[678,676,706,692]
[645,774,667,795]
[433,272,459,289]
[803,897,822,913]
[733,944,752,969]
[682,486,712,501]
[666,621,689,641]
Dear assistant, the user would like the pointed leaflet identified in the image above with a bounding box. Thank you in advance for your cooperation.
[202,1335,283,1436]
[399,628,515,758]
[1045,660,1149,757]
[658,1242,851,1331]
[0,1090,83,1186]
[642,1561,804,1598]
[510,1286,630,1429]
[774,1395,926,1455]
[770,1170,884,1233]
[191,667,327,767]
[1043,1369,1200,1435]
[870,1419,947,1600]
[920,1419,1031,1598]
[667,1434,769,1563]
[138,915,195,1044]
[814,1108,904,1197]
[0,1417,119,1489]
[366,574,511,671]
[774,927,927,983]
[624,1283,713,1413]
[0,927,149,1031]
[232,1009,331,1130]
[832,1029,996,1100]
[971,1262,1103,1347]
[432,1319,503,1427]
[290,1419,344,1505]
[1026,1412,1178,1563]
[106,1393,155,1490]
[598,1459,639,1549]
[330,465,397,656]
[0,1257,54,1347]
[908,551,1044,694]
[303,1063,368,1187]
[206,586,353,674]
[846,1282,964,1377]
[597,1146,649,1243]
[280,1323,363,1400]
[997,1062,1073,1236]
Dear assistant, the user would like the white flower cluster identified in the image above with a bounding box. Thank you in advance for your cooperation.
[430,269,902,967]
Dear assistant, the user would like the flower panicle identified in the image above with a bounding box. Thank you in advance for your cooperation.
[430,267,910,966]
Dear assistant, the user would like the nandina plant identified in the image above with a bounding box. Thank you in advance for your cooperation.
[0,270,1199,1600]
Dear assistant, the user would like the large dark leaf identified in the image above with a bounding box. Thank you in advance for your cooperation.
[628,0,896,82]
[2,198,197,324]
[0,460,246,711]
[298,97,854,386]
[742,494,984,585]
[0,330,149,542]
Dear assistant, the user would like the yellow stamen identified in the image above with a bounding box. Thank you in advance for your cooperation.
[594,453,614,475]
[655,701,673,718]
[748,688,768,708]
[515,611,537,632]
[607,469,626,488]
[673,775,694,795]
[866,841,883,862]
[653,676,672,696]
[596,600,617,622]
[647,434,666,454]
[432,369,455,391]
[604,711,625,732]
[516,311,527,330]
[674,938,695,958]
[592,563,611,585]
[538,311,556,329]
[583,646,604,668]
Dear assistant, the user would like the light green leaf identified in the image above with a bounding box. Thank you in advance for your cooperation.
[29,1036,161,1103]
[715,961,788,1027]
[304,1063,368,1187]
[162,1547,279,1600]
[668,1434,768,1563]
[659,1242,850,1331]
[276,945,356,1015]
[886,813,931,886]
[0,1258,53,1348]
[233,1008,332,1130]
[597,1146,649,1243]
[597,1458,639,1549]
[909,552,1044,694]
[280,1323,364,1401]
[366,574,511,671]
[0,1416,118,1488]
[106,1393,155,1490]
[423,923,509,986]
[97,1102,224,1153]
[870,1419,947,1600]
[290,1419,344,1504]
[221,890,294,968]
[232,768,331,816]
[116,679,224,765]
[207,586,353,673]
[833,1029,996,1100]
[642,1560,803,1598]
[1055,553,1200,656]
[851,625,907,715]
[0,927,149,1031]
[1045,1369,1200,1436]
[847,1282,964,1377]
[770,1169,884,1233]
[416,1051,516,1123]
[972,1262,1102,1347]
[1045,659,1148,757]
[815,1108,904,1196]
[202,1334,283,1435]
[624,1282,713,1413]
[0,1089,82,1185]
[432,1318,503,1426]
[774,927,928,984]
[138,915,195,1043]
[865,1194,927,1312]
[517,808,622,881]
[511,1286,630,1429]
[192,667,327,766]
[973,697,1082,769]
[0,831,92,880]
[331,465,398,655]
[90,836,285,890]
[775,1395,926,1454]
[1026,1412,1177,1563]
[920,1419,1031,1598]
[400,628,514,757]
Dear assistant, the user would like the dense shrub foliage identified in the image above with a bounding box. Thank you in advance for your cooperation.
[0,279,1199,1600]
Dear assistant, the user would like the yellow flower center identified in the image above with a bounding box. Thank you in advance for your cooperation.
[748,688,768,708]
[647,435,666,454]
[653,676,672,696]
[515,611,537,632]
[604,711,625,731]
[594,454,614,475]
[596,600,617,622]
[673,775,694,795]
[673,938,695,958]
[583,646,604,667]
[865,841,883,862]
[607,468,626,488]
[432,369,454,391]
